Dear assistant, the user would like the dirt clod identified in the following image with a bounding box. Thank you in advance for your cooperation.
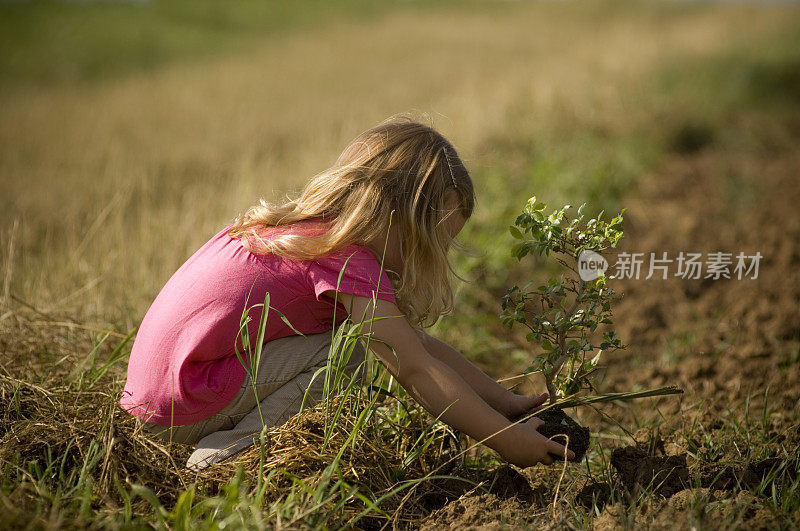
[534,408,591,461]
[485,465,537,502]
[611,446,690,497]
[695,457,798,492]
[576,480,613,511]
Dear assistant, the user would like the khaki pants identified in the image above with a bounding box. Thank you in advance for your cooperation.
[142,331,366,470]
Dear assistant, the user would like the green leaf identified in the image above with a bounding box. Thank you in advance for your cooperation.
[509,225,524,239]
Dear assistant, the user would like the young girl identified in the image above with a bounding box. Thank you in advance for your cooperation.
[121,116,573,471]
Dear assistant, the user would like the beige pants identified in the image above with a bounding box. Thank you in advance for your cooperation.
[142,331,366,470]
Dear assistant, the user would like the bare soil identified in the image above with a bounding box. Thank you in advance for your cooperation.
[410,108,800,528]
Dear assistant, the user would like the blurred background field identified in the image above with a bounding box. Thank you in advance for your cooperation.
[1,1,799,528]
[0,0,796,326]
[0,0,795,326]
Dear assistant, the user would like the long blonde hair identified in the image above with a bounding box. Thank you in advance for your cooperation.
[228,116,475,327]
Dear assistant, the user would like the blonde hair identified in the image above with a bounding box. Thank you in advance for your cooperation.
[228,116,475,327]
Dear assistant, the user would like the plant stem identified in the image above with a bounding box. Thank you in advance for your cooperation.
[547,276,585,405]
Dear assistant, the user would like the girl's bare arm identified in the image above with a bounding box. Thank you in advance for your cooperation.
[414,330,547,420]
[328,291,573,467]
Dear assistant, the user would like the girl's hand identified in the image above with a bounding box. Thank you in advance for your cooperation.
[502,392,549,421]
[498,418,575,467]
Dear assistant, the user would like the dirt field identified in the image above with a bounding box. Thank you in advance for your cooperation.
[416,76,800,530]
[1,1,799,529]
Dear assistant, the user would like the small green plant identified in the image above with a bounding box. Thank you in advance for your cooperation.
[501,196,680,407]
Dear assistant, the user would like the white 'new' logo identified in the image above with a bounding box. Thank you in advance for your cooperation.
[578,250,608,281]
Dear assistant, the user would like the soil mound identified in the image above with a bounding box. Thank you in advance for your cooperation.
[611,446,690,498]
[534,408,591,462]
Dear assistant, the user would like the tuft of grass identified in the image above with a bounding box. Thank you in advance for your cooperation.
[0,306,471,528]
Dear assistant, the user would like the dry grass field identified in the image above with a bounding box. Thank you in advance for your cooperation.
[2,1,799,528]
[1,1,790,321]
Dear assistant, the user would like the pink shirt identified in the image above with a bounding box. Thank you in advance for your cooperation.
[121,219,396,425]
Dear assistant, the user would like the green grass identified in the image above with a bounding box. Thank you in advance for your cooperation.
[0,302,491,528]
[1,1,799,528]
[5,309,793,529]
[0,0,473,90]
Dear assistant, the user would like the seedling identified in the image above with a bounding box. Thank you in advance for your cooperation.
[502,197,624,404]
[501,196,681,460]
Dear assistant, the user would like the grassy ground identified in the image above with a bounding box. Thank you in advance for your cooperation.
[0,0,416,89]
[1,1,799,528]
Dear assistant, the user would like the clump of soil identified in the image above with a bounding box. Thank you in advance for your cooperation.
[484,465,538,503]
[534,407,590,461]
[611,445,690,497]
[416,465,541,512]
[695,457,799,491]
[575,480,613,511]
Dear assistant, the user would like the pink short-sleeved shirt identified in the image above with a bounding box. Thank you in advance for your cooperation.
[120,219,396,426]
